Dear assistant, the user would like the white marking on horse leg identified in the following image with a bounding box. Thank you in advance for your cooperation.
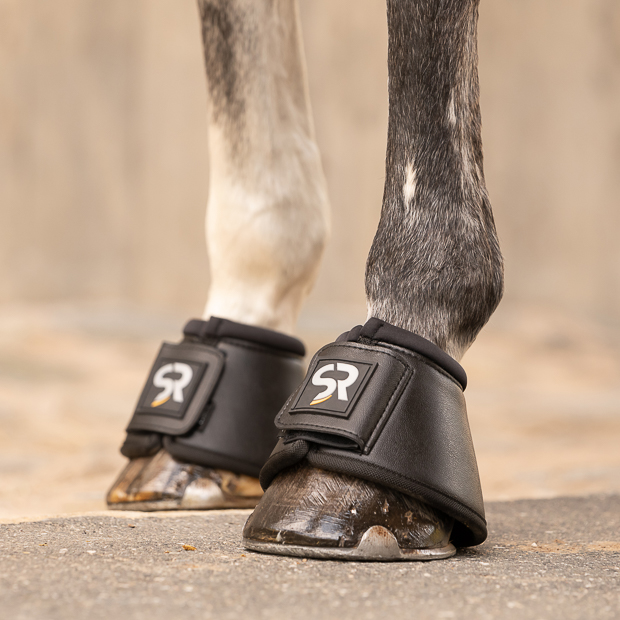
[402,161,417,211]
[197,0,330,335]
[447,90,457,127]
[203,137,330,335]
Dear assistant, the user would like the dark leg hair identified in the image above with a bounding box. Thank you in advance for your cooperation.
[366,0,504,360]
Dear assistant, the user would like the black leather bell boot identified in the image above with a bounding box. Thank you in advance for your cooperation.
[242,317,485,560]
[107,316,305,511]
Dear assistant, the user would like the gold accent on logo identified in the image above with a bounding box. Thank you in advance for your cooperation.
[310,394,333,406]
[151,395,171,407]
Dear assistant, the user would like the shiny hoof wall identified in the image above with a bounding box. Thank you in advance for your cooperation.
[106,449,263,511]
[242,462,456,562]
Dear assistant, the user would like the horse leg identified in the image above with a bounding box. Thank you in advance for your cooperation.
[243,0,504,560]
[107,0,329,510]
[198,0,330,334]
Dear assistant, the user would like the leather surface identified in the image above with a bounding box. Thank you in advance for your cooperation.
[260,337,487,546]
[120,323,305,478]
[166,339,305,478]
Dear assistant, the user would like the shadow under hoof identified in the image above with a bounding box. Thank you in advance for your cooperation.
[242,462,455,561]
[106,449,263,511]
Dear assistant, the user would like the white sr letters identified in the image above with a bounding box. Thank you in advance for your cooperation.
[310,363,359,405]
[151,362,194,407]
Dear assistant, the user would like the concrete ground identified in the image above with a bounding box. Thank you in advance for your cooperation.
[2,495,619,620]
[0,301,619,618]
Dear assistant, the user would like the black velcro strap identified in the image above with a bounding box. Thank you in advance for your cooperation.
[126,340,224,435]
[275,342,411,453]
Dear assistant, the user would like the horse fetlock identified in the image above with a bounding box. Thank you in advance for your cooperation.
[204,185,329,333]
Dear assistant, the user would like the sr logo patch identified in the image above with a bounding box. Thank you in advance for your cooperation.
[291,359,376,417]
[151,362,194,407]
[138,357,206,418]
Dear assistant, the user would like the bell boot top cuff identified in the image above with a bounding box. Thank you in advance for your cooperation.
[337,317,466,390]
[184,317,305,357]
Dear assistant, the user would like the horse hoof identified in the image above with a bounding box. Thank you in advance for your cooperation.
[106,449,263,511]
[242,462,456,561]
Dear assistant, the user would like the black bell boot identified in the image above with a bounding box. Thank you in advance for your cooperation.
[242,317,485,560]
[107,316,305,511]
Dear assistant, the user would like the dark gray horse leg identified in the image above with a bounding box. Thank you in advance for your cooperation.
[367,0,503,361]
[243,0,503,560]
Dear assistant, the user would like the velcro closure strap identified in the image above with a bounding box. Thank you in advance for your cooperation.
[126,341,224,435]
[275,342,411,453]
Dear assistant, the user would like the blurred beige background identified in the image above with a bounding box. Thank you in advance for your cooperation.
[2,0,620,323]
[0,0,619,518]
